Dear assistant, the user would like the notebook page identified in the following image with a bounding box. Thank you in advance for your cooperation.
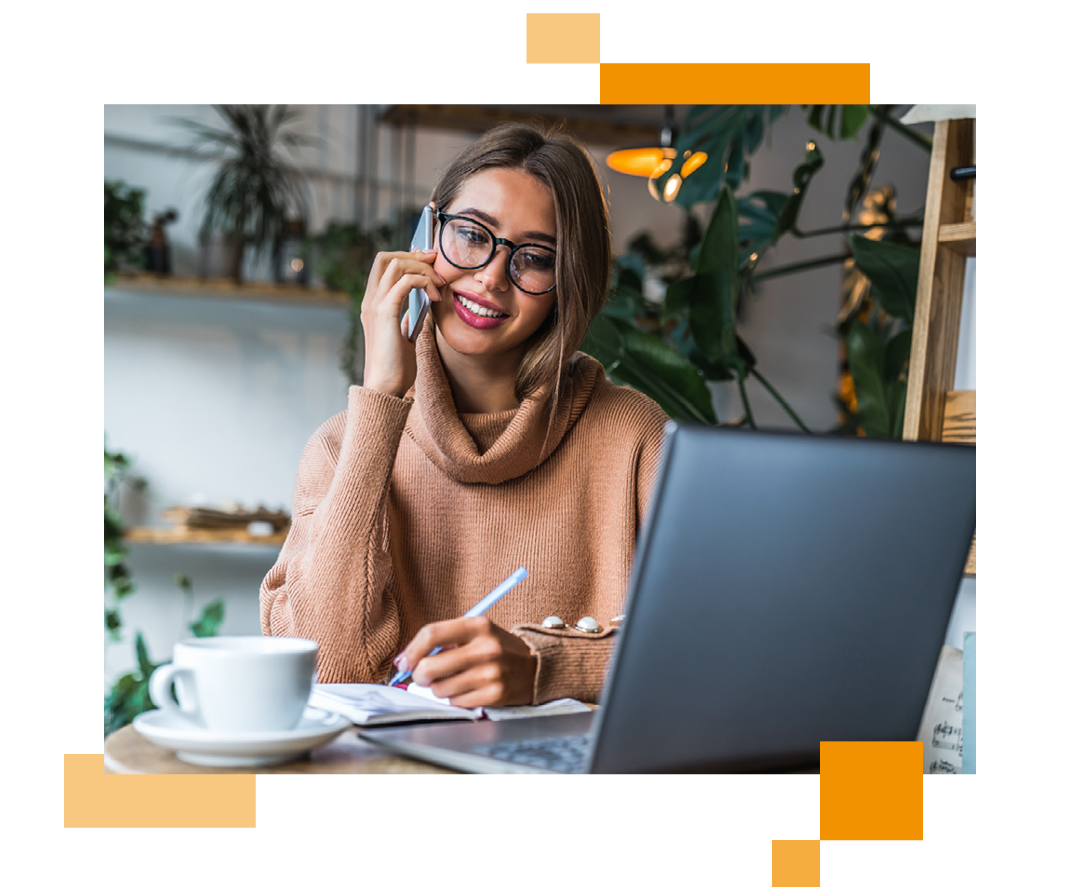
[916,645,965,774]
[310,683,481,725]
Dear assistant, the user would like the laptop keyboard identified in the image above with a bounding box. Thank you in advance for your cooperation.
[472,734,594,773]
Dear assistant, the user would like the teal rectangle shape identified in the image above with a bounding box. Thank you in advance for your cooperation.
[963,634,1080,777]
[0,703,104,777]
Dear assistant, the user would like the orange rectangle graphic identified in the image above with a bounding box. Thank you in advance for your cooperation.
[527,13,601,64]
[819,741,923,841]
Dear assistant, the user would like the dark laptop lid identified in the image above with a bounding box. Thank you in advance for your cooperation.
[588,423,976,773]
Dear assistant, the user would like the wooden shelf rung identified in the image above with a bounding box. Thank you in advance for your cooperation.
[124,526,289,545]
[937,223,1080,255]
[937,390,1080,444]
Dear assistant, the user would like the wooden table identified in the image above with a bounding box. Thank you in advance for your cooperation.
[104,724,456,774]
[105,717,812,774]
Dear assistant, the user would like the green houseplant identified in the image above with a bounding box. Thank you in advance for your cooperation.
[179,105,311,284]
[104,440,225,736]
[584,104,929,437]
[104,180,146,283]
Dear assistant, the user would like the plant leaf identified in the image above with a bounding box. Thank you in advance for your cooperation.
[846,321,890,438]
[849,235,920,324]
[105,608,122,632]
[802,105,870,140]
[843,108,888,223]
[135,632,156,678]
[619,327,717,424]
[579,314,624,369]
[841,105,870,139]
[776,143,825,235]
[884,328,912,381]
[689,185,741,371]
[888,377,909,440]
[661,274,694,324]
[190,598,226,638]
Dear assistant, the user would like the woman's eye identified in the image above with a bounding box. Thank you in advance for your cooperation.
[458,226,489,246]
[519,250,555,271]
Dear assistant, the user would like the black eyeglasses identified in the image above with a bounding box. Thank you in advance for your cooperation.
[436,210,557,295]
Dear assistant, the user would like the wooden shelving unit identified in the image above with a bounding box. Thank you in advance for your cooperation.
[937,226,1080,258]
[903,117,976,576]
[106,272,348,308]
[108,277,314,552]
[125,526,289,546]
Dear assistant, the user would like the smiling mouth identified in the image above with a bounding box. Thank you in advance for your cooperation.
[454,293,509,319]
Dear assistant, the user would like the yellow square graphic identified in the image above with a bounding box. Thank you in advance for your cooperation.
[772,840,820,887]
[820,742,923,840]
[526,13,601,64]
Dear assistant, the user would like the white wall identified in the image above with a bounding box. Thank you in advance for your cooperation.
[104,104,958,682]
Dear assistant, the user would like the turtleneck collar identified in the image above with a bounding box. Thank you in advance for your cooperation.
[404,316,603,484]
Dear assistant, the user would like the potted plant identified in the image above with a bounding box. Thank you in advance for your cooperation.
[104,180,147,283]
[180,105,311,284]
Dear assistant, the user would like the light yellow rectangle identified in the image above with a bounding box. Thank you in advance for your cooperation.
[772,839,821,887]
[527,13,601,64]
[64,759,255,889]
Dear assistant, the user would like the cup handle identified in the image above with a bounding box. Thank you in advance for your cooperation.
[149,663,198,720]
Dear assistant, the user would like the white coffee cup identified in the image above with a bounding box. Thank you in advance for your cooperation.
[149,636,318,733]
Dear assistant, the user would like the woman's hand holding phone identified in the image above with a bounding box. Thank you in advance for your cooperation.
[360,248,444,397]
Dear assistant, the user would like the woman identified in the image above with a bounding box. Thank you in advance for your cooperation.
[260,122,669,707]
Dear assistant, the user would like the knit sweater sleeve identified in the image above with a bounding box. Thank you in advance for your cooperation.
[512,396,669,704]
[260,386,413,682]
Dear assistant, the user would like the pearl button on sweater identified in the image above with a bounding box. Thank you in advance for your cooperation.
[260,319,669,704]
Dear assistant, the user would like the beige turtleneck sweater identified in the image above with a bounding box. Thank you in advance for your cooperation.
[260,319,669,703]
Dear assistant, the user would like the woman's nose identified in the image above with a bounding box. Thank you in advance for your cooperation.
[476,246,511,292]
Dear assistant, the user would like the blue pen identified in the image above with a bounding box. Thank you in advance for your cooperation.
[388,566,529,686]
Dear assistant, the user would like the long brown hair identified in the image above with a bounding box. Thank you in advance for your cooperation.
[431,121,612,403]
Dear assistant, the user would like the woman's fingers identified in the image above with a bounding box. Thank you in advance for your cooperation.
[399,618,483,673]
[426,661,499,700]
[359,249,443,397]
[395,617,536,707]
[412,635,498,686]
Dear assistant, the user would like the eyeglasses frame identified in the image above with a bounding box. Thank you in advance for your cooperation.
[435,210,557,295]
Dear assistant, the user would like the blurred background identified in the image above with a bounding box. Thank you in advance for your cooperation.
[104,103,974,733]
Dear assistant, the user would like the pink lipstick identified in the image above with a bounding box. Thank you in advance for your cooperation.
[452,291,510,330]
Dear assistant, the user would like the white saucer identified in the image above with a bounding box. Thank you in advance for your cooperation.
[133,706,353,767]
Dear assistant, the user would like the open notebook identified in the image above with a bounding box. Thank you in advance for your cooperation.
[309,682,590,727]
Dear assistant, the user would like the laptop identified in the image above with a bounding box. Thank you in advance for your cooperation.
[360,422,977,773]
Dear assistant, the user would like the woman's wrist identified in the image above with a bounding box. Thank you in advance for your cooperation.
[361,376,408,399]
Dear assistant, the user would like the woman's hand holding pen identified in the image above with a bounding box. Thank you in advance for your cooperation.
[393,617,537,708]
[360,248,444,396]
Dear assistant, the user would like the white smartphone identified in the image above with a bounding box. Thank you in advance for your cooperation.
[407,206,434,342]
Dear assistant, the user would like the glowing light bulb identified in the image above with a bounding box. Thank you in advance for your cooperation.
[680,151,708,178]
[663,173,682,202]
[606,147,676,178]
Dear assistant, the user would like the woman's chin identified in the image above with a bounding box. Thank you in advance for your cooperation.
[434,313,513,358]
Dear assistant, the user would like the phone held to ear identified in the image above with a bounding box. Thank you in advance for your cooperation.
[407,206,434,342]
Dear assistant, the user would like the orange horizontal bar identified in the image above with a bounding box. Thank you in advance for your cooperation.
[604,62,1080,104]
